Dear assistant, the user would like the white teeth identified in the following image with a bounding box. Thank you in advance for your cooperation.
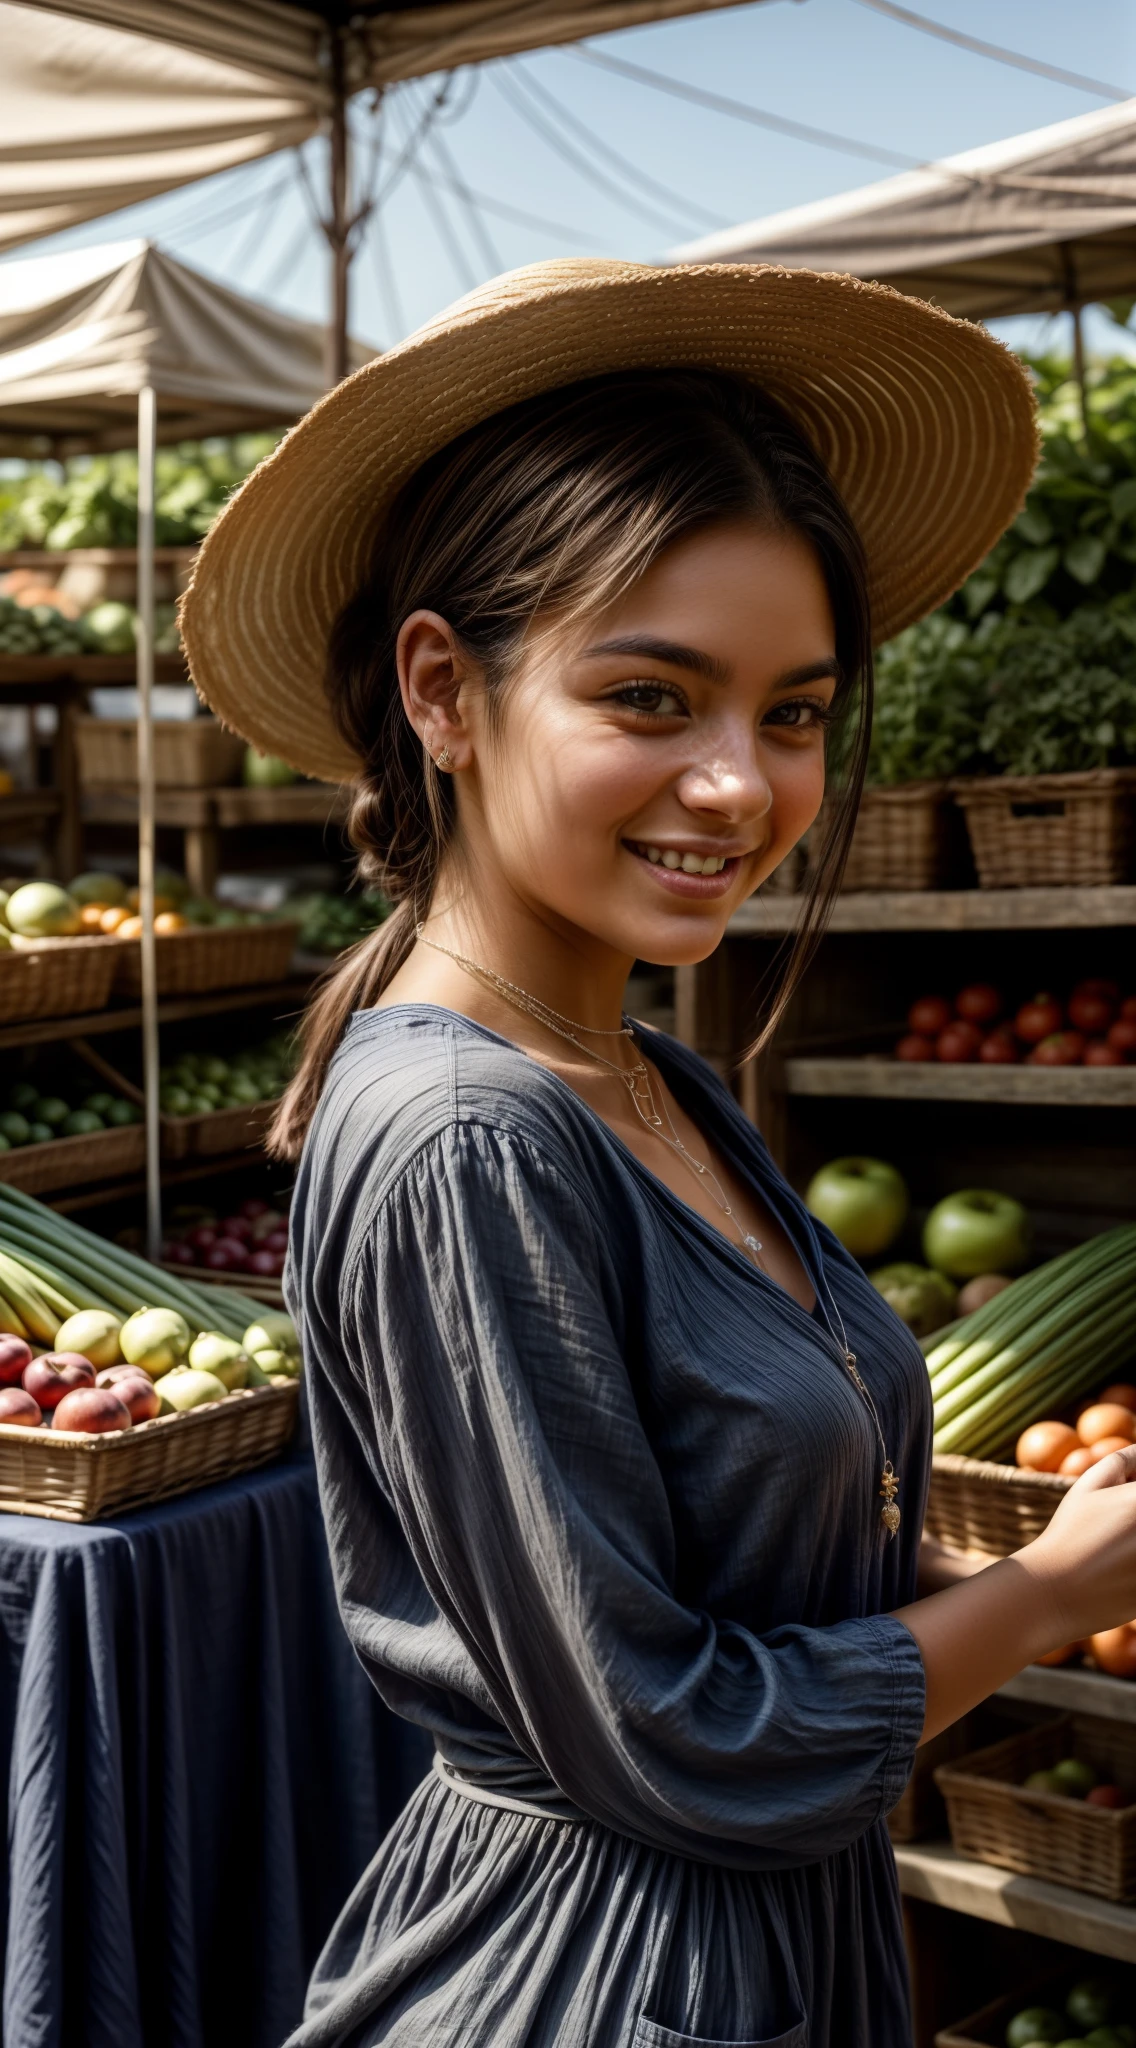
[634,842,729,874]
[701,855,720,874]
[646,846,661,864]
[661,850,682,870]
[681,852,704,874]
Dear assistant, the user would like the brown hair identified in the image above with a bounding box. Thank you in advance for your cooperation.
[270,367,872,1160]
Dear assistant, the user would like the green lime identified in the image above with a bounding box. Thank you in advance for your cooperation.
[187,1093,216,1115]
[1006,2012,1068,2048]
[1068,1984,1119,2032]
[1024,1769,1065,1796]
[194,1082,222,1107]
[0,1134,10,1153]
[160,1088,191,1116]
[1052,1758,1098,1800]
[81,1091,115,1117]
[0,1111,30,1146]
[7,1081,38,1112]
[33,1096,70,1129]
[27,1121,53,1143]
[105,1099,140,1125]
[200,1057,230,1084]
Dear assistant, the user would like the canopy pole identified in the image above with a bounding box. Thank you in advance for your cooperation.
[1071,304,1089,439]
[135,384,162,1263]
[326,25,350,387]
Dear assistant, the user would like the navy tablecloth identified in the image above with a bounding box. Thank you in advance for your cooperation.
[0,1454,431,2048]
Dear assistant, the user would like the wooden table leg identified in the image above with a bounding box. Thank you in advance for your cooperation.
[53,692,82,881]
[183,823,219,898]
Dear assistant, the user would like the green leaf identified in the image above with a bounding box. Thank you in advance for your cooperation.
[1004,546,1059,605]
[1013,504,1054,546]
[962,574,998,619]
[1110,476,1136,521]
[1063,533,1108,585]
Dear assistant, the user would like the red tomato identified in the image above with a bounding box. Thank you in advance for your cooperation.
[1068,989,1117,1035]
[1087,1784,1130,1808]
[1015,994,1064,1043]
[1087,1435,1135,1464]
[187,1223,218,1254]
[1058,1446,1096,1478]
[1085,1040,1125,1066]
[908,995,953,1038]
[1072,977,1120,1005]
[1017,1420,1080,1472]
[1120,996,1136,1025]
[1027,1031,1086,1066]
[895,1034,935,1062]
[936,1020,982,1063]
[979,1030,1019,1065]
[1107,1019,1136,1058]
[955,984,1003,1025]
[1076,1403,1136,1446]
[1099,1384,1136,1413]
[1088,1626,1136,1680]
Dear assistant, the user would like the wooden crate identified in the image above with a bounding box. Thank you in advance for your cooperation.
[935,1714,1136,1902]
[76,1039,280,1163]
[0,1118,144,1194]
[75,714,244,789]
[0,1383,298,1521]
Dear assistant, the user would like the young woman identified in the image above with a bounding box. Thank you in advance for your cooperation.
[183,263,1136,2048]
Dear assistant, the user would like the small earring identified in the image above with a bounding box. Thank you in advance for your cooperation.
[435,744,453,771]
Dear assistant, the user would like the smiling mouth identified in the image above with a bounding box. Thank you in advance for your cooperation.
[624,839,744,894]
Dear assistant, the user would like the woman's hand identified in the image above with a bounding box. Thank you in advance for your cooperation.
[895,1443,1136,1745]
[1021,1442,1136,1645]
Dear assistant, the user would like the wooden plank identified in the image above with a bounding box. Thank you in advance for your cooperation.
[0,978,314,1052]
[0,655,186,687]
[730,886,1136,935]
[80,785,216,826]
[998,1665,1136,1727]
[0,790,61,825]
[893,1842,1136,1960]
[211,784,348,827]
[781,1057,1136,1107]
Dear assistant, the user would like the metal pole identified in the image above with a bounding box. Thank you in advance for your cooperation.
[325,26,351,387]
[136,385,162,1263]
[1072,305,1089,440]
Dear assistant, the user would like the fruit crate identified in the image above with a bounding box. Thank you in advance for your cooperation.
[75,715,245,789]
[935,1713,1136,1902]
[0,1118,144,1195]
[111,920,299,999]
[936,1963,1136,2046]
[0,1382,298,1521]
[0,934,118,1022]
[925,1452,1070,1559]
[74,1039,279,1163]
[950,767,1136,888]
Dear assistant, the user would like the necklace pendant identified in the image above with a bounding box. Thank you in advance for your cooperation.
[879,1463,901,1539]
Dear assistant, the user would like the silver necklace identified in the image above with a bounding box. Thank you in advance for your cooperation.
[415,925,900,1537]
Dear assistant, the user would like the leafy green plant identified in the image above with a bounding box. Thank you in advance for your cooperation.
[0,435,279,550]
[977,601,1136,776]
[867,614,993,786]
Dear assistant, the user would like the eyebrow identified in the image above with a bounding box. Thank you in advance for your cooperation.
[581,638,841,691]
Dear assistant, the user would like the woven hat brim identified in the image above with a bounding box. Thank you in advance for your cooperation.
[181,260,1038,784]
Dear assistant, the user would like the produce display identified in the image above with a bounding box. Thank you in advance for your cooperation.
[0,1072,140,1153]
[0,1186,300,1438]
[286,887,389,956]
[1020,1759,1131,1810]
[161,1196,290,1280]
[1003,1976,1136,2046]
[0,439,276,551]
[0,870,277,944]
[896,981,1136,1068]
[157,1033,295,1119]
[0,588,181,656]
[927,1227,1136,1457]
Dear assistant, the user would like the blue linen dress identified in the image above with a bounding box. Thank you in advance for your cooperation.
[286,1005,931,2048]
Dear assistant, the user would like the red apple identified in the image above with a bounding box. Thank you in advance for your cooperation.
[979,1029,1019,1065]
[1086,1783,1129,1809]
[1073,977,1120,1005]
[936,1020,982,1063]
[95,1367,161,1422]
[204,1237,249,1271]
[955,984,1003,1026]
[0,1335,33,1385]
[1107,1019,1136,1059]
[1085,1039,1125,1066]
[187,1223,219,1254]
[219,1215,255,1243]
[896,1034,935,1061]
[24,1352,96,1409]
[0,1386,41,1426]
[1015,994,1064,1044]
[1028,1030,1086,1066]
[52,1387,132,1434]
[908,995,953,1038]
[163,1241,196,1266]
[261,1229,289,1253]
[239,1198,270,1220]
[1120,996,1136,1025]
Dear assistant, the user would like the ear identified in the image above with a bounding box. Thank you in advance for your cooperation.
[396,610,476,770]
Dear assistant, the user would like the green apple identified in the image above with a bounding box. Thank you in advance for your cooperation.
[869,1263,957,1337]
[243,1312,299,1359]
[922,1189,1031,1280]
[187,1332,249,1390]
[120,1306,191,1377]
[1005,2011,1067,2048]
[154,1365,227,1411]
[5,881,81,938]
[805,1157,908,1259]
[53,1309,121,1369]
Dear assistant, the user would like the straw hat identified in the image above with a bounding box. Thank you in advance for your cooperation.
[181,258,1037,784]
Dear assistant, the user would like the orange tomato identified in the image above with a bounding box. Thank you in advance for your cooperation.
[1059,1445,1096,1479]
[116,915,144,939]
[1088,1626,1136,1680]
[99,906,129,933]
[1016,1420,1080,1472]
[79,903,108,930]
[1087,1436,1134,1464]
[1077,1403,1136,1447]
[153,911,187,934]
[1099,1383,1136,1414]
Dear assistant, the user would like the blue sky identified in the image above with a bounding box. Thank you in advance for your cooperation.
[8,0,1136,358]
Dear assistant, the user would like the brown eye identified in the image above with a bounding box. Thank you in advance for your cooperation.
[764,697,833,730]
[613,682,687,718]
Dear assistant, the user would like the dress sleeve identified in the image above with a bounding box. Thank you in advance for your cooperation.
[347,1120,925,1869]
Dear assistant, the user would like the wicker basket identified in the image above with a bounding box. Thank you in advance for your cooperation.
[75,715,245,789]
[0,1382,298,1522]
[887,1713,979,1844]
[0,1119,145,1194]
[111,920,298,998]
[843,781,955,891]
[935,1714,1136,1902]
[0,935,118,1023]
[925,1452,1070,1558]
[950,767,1136,888]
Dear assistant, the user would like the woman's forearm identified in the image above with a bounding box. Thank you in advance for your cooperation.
[917,1533,992,1595]
[895,1549,1066,1745]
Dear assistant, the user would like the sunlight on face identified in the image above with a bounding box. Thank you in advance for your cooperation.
[466,518,838,966]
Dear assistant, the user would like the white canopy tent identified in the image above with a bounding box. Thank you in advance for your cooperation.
[1,0,770,378]
[670,95,1136,363]
[0,239,371,1249]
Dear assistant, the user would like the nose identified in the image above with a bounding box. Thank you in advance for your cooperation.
[673,723,773,826]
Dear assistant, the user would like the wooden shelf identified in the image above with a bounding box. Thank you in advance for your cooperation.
[0,655,187,687]
[893,1841,1136,1961]
[0,977,313,1053]
[0,789,60,826]
[781,1056,1136,1107]
[729,886,1136,935]
[81,782,346,828]
[49,1149,279,1211]
[998,1664,1136,1726]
